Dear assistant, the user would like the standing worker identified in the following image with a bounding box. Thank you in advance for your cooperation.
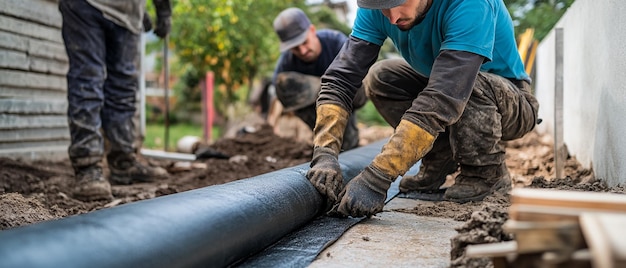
[59,0,172,201]
[307,0,539,217]
[271,7,368,151]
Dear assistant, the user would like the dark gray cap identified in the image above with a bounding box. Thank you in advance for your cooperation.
[357,0,406,9]
[273,8,311,52]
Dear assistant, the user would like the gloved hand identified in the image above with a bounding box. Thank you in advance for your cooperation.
[154,15,171,38]
[308,147,343,203]
[334,119,436,217]
[142,11,153,32]
[332,166,391,217]
[306,104,349,204]
[153,0,171,38]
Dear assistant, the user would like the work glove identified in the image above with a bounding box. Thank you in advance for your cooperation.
[333,119,436,218]
[154,15,171,38]
[307,104,350,205]
[142,11,153,32]
[153,0,172,38]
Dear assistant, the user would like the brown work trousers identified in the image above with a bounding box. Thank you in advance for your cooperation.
[363,59,539,168]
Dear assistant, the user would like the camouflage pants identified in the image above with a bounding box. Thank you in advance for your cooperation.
[60,0,139,168]
[363,59,539,168]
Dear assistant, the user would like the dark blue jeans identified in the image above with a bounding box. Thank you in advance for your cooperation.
[60,0,139,168]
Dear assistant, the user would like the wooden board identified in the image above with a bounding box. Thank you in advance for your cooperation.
[509,203,624,222]
[579,212,626,268]
[510,188,626,212]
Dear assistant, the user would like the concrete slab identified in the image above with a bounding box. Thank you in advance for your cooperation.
[309,198,462,268]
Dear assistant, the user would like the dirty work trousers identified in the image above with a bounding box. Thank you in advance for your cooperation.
[275,72,368,151]
[60,0,139,169]
[363,58,539,169]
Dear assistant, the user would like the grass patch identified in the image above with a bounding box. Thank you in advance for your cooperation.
[143,123,221,150]
[356,101,387,126]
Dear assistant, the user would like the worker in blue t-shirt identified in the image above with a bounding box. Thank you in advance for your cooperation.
[271,7,367,151]
[307,0,540,217]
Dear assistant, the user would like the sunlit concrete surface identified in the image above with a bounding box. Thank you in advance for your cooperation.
[309,198,462,268]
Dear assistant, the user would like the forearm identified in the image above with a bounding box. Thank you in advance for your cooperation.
[371,119,435,178]
[318,36,380,111]
[152,0,171,17]
[403,50,484,135]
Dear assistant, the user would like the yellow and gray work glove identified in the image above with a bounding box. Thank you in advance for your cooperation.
[307,104,349,204]
[334,119,435,218]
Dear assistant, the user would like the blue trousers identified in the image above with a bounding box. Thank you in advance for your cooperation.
[60,0,140,168]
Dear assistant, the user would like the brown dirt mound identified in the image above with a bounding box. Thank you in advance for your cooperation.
[0,123,313,230]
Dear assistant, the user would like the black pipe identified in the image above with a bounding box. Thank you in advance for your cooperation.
[0,140,386,267]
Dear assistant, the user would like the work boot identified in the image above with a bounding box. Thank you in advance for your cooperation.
[443,163,512,203]
[73,165,113,202]
[399,157,457,193]
[108,154,168,185]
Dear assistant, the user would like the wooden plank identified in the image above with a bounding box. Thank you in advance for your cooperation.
[0,30,28,51]
[28,37,68,61]
[0,31,67,61]
[0,85,67,99]
[0,70,66,91]
[0,127,69,142]
[140,149,196,162]
[580,212,626,268]
[0,145,68,161]
[508,203,626,222]
[0,98,66,114]
[0,47,67,75]
[511,188,626,212]
[503,219,584,254]
[0,0,63,29]
[0,16,63,44]
[465,241,518,258]
[0,114,68,129]
[0,50,29,70]
[29,56,68,75]
[0,140,69,150]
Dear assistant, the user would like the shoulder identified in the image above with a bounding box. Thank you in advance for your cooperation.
[317,29,348,41]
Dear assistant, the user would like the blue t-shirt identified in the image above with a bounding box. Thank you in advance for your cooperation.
[272,29,348,85]
[351,0,527,80]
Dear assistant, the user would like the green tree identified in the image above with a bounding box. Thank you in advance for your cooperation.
[504,0,575,41]
[171,0,307,115]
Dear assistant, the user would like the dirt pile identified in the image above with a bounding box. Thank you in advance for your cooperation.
[0,123,313,230]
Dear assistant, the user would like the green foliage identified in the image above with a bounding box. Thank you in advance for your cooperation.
[504,0,575,41]
[307,6,351,35]
[356,101,387,126]
[171,0,306,105]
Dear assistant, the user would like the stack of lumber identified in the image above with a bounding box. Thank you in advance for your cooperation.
[466,188,626,268]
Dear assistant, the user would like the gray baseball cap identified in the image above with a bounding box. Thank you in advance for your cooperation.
[273,8,311,52]
[357,0,406,9]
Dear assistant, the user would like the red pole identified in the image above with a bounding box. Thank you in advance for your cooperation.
[204,71,214,143]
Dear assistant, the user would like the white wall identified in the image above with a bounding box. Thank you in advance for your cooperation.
[534,0,626,186]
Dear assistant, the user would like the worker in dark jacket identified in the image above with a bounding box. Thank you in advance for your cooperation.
[271,7,367,151]
[307,0,539,217]
[59,0,171,201]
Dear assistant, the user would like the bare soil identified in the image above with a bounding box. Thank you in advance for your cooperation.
[1,123,624,267]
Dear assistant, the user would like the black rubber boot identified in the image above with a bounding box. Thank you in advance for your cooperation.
[443,163,512,203]
[73,164,113,202]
